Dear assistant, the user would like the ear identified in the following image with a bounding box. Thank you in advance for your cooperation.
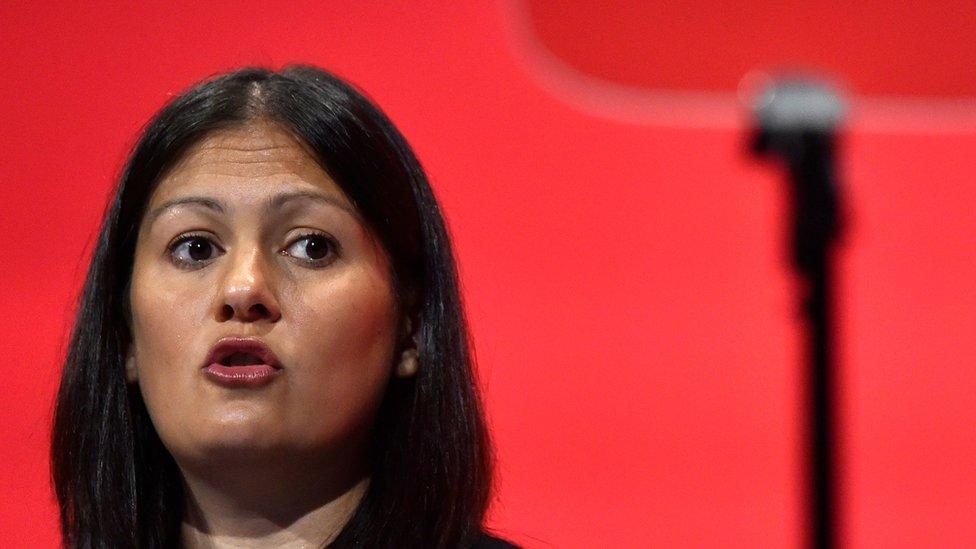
[124,344,139,384]
[395,314,421,378]
[396,347,419,378]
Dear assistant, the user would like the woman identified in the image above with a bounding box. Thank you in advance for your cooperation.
[51,65,518,548]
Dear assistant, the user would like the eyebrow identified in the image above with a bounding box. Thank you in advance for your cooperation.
[145,190,360,228]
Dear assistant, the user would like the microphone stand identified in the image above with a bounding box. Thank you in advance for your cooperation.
[750,78,846,549]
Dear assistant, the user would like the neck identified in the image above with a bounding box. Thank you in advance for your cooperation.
[178,451,369,549]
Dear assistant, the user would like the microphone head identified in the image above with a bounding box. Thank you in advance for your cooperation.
[749,74,847,133]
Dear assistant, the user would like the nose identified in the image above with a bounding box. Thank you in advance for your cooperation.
[216,246,282,324]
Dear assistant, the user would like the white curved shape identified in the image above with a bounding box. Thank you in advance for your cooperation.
[498,0,976,134]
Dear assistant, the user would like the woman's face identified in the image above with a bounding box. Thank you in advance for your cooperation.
[127,120,403,469]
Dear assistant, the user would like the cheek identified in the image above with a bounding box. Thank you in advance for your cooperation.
[293,269,395,369]
[130,261,212,363]
[128,255,214,424]
[132,280,207,351]
[297,278,396,361]
[285,265,399,426]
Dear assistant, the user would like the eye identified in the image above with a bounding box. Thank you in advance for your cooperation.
[283,233,339,266]
[169,235,223,267]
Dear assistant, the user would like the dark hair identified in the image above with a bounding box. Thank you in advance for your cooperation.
[51,65,493,548]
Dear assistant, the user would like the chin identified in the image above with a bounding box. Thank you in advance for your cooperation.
[171,405,289,461]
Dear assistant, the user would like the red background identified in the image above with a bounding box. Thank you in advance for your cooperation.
[2,2,974,547]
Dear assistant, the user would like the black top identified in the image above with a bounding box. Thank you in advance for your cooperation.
[472,531,521,548]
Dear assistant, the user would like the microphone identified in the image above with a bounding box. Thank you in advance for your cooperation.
[751,76,846,274]
[749,75,847,549]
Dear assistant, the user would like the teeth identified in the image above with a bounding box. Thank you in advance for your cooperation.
[223,352,264,366]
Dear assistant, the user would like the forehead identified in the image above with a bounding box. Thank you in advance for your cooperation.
[149,120,349,206]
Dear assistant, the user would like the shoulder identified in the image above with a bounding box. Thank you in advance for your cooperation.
[470,530,522,549]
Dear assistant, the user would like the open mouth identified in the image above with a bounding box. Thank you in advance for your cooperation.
[220,351,267,367]
[203,338,283,387]
[205,338,282,369]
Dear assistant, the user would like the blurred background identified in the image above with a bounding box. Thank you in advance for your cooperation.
[1,1,974,547]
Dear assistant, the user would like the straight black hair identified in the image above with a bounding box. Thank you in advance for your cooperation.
[51,65,493,548]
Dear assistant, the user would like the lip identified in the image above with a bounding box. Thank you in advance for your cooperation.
[203,337,282,388]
